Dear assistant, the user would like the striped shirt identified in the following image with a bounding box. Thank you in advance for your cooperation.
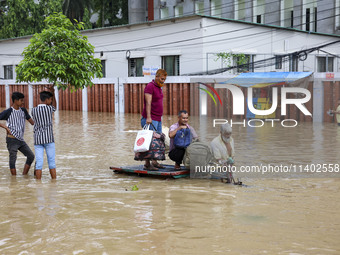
[0,107,31,141]
[32,104,56,145]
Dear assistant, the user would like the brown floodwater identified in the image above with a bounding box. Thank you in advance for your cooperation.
[0,110,340,254]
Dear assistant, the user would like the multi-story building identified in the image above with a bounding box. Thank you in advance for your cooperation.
[1,14,340,79]
[0,14,339,121]
[129,0,340,35]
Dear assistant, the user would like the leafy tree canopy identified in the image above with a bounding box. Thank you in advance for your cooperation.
[16,12,102,90]
[0,0,63,39]
[62,0,92,25]
[93,0,128,27]
[0,0,128,39]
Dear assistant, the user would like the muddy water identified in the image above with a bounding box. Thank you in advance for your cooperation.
[0,110,340,254]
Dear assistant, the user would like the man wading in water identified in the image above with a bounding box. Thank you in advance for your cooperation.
[140,69,167,170]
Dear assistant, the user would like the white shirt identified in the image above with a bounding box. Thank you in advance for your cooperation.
[210,134,235,161]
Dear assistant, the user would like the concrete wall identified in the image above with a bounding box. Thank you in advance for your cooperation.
[265,0,280,26]
[317,0,335,35]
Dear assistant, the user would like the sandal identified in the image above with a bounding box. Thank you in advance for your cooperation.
[152,163,165,169]
[144,164,159,171]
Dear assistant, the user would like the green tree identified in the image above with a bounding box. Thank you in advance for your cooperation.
[16,13,102,90]
[0,0,128,39]
[215,52,249,67]
[32,0,64,34]
[0,0,63,39]
[93,0,128,27]
[82,7,93,30]
[215,52,250,72]
[0,0,37,39]
[62,0,92,23]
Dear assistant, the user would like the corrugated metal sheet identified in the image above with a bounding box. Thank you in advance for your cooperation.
[87,84,115,112]
[0,81,334,124]
[0,85,5,107]
[58,87,82,111]
[124,82,193,116]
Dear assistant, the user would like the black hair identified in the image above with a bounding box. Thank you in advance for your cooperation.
[178,110,188,117]
[40,91,53,102]
[12,92,25,103]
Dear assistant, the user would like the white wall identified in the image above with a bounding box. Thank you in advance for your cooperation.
[0,15,340,80]
[81,16,205,77]
[201,17,340,74]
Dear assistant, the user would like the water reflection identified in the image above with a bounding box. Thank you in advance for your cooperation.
[0,110,339,254]
[35,181,59,216]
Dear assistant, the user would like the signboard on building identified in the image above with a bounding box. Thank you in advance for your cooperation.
[143,66,159,76]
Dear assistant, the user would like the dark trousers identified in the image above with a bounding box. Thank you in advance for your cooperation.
[6,137,34,169]
[169,148,186,165]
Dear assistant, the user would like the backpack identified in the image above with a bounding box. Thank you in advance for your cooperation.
[183,142,213,178]
[174,128,191,149]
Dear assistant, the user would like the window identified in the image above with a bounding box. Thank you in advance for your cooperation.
[275,55,283,69]
[160,2,169,19]
[195,2,204,15]
[175,5,183,17]
[211,0,222,17]
[289,55,298,71]
[233,54,254,73]
[281,0,293,27]
[4,65,13,79]
[337,0,340,31]
[317,56,334,72]
[306,8,310,31]
[256,15,262,24]
[254,0,265,24]
[314,7,317,32]
[290,10,294,28]
[162,55,180,76]
[236,0,246,20]
[128,58,144,77]
[101,60,106,78]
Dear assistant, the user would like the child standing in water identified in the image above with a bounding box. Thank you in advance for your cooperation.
[0,92,35,175]
[31,86,57,179]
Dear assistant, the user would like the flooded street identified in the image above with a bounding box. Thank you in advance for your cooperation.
[0,110,340,254]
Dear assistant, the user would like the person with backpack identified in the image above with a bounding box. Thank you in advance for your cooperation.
[168,110,198,170]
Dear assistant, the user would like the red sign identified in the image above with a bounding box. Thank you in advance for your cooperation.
[326,73,334,79]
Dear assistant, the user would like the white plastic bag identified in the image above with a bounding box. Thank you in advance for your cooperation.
[133,125,153,153]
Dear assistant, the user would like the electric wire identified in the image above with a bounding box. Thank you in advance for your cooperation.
[183,39,340,75]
